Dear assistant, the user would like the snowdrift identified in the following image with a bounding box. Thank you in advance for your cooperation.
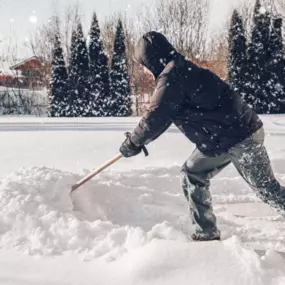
[0,166,284,284]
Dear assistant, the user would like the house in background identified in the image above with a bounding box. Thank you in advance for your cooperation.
[0,56,43,89]
[10,56,43,89]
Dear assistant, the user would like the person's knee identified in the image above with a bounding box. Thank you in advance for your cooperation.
[181,162,197,184]
[181,158,198,175]
[181,161,205,182]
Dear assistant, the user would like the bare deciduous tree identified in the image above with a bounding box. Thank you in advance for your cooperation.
[27,3,81,83]
[262,0,285,17]
[101,14,119,62]
[100,12,150,101]
[136,0,210,60]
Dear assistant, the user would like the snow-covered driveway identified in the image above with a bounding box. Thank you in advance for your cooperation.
[0,116,284,285]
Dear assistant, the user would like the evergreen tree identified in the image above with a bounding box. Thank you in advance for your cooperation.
[88,12,110,116]
[267,18,285,113]
[68,22,90,117]
[228,10,248,100]
[49,34,68,117]
[247,2,271,113]
[109,19,132,117]
[261,12,271,64]
[246,0,261,110]
[66,29,77,117]
[258,11,272,114]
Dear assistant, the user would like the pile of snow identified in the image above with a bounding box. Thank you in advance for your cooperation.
[0,166,187,258]
[0,165,284,284]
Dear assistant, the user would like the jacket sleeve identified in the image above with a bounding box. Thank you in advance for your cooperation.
[131,74,184,146]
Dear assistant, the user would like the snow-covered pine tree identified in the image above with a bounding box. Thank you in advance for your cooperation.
[247,1,271,114]
[68,22,90,117]
[49,34,68,117]
[258,11,273,114]
[228,10,248,101]
[246,2,261,112]
[267,18,285,113]
[88,12,110,117]
[109,19,132,117]
[66,29,77,117]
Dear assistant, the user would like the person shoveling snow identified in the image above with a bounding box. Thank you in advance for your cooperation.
[119,31,285,242]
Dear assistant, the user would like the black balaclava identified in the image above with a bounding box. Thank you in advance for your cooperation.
[134,31,178,78]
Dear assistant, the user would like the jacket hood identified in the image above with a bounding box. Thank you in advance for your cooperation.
[134,31,178,78]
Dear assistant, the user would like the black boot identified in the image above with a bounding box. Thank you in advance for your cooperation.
[191,233,221,242]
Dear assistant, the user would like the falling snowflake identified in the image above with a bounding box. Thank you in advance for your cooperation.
[29,15,38,23]
[259,6,266,15]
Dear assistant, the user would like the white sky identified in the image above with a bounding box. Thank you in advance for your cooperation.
[0,0,251,58]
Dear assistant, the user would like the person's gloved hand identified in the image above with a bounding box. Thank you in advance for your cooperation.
[120,132,149,158]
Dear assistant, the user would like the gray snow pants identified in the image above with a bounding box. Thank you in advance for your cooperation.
[181,127,285,238]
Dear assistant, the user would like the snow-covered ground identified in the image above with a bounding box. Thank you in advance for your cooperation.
[0,115,285,285]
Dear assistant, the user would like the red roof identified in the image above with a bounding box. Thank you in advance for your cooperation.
[10,56,41,71]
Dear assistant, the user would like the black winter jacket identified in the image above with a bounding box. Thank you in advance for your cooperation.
[131,32,263,156]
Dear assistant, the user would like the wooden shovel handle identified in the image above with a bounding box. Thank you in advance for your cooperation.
[71,153,123,193]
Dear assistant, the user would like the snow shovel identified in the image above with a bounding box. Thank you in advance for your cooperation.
[70,152,124,193]
[70,153,125,217]
[69,136,148,216]
[70,133,149,193]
